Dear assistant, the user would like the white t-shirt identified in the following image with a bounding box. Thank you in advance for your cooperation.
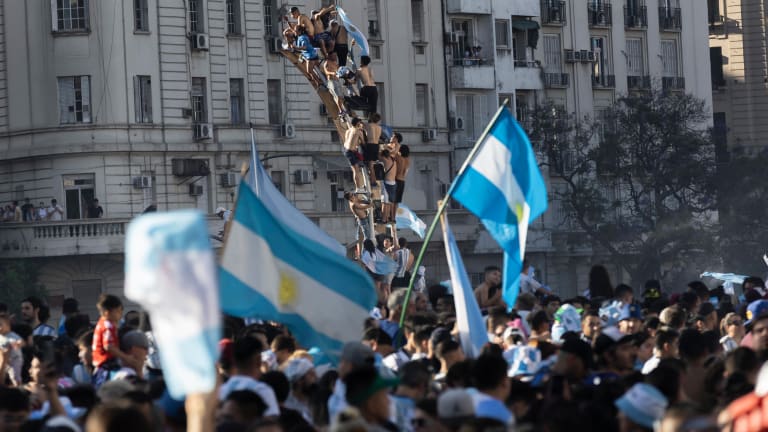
[48,204,64,221]
[519,273,543,295]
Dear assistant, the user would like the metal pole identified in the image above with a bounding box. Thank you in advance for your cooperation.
[398,100,510,327]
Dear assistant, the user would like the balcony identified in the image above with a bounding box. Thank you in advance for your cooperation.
[510,0,541,17]
[627,75,651,90]
[514,60,544,90]
[662,76,685,91]
[446,0,491,14]
[593,74,616,89]
[450,59,495,89]
[541,1,566,26]
[659,7,682,31]
[588,4,612,27]
[624,6,647,29]
[0,218,226,259]
[544,72,569,88]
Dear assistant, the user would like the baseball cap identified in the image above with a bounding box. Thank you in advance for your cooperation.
[437,389,475,424]
[215,207,227,214]
[121,330,149,351]
[746,300,768,326]
[618,304,643,322]
[559,338,595,370]
[346,372,399,405]
[340,342,375,368]
[283,358,314,383]
[615,383,668,428]
[594,326,635,355]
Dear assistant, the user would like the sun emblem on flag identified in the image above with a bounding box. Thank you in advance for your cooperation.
[396,208,404,215]
[278,270,298,307]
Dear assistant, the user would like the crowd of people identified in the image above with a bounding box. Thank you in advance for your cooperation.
[1,198,104,222]
[3,265,768,431]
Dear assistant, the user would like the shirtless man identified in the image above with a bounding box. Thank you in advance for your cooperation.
[379,149,397,223]
[343,117,366,191]
[312,6,336,57]
[345,192,372,256]
[357,56,378,119]
[474,266,506,310]
[388,134,410,218]
[283,6,314,46]
[322,52,347,116]
[364,113,383,186]
[330,19,349,66]
[295,26,321,87]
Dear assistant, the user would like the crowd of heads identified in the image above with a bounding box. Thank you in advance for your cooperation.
[0,198,81,222]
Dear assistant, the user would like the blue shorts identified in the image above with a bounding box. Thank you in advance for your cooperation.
[314,32,332,44]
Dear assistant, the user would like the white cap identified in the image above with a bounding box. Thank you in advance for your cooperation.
[215,207,227,214]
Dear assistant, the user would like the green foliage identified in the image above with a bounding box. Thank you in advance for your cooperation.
[0,260,47,314]
[527,89,717,284]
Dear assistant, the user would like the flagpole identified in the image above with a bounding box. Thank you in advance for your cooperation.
[398,100,511,328]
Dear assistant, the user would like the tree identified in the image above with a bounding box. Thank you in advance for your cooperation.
[527,89,718,285]
[0,260,47,314]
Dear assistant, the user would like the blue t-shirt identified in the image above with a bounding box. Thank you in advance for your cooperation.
[296,35,318,60]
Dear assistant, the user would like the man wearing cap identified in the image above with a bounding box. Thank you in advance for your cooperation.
[693,302,718,332]
[589,327,637,383]
[282,358,317,422]
[111,330,150,381]
[343,365,399,431]
[551,337,594,383]
[618,303,643,335]
[744,299,768,353]
[328,342,376,421]
[218,336,280,417]
[437,389,475,431]
[615,383,668,431]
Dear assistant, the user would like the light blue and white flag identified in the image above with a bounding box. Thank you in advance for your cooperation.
[335,7,370,57]
[450,108,548,310]
[220,183,377,364]
[395,204,427,239]
[700,271,749,295]
[124,210,220,399]
[442,216,488,358]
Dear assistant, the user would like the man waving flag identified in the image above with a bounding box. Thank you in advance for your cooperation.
[450,108,547,310]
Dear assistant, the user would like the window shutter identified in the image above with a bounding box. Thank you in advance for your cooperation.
[144,77,152,122]
[58,77,74,124]
[50,0,58,31]
[81,76,91,123]
[133,76,141,122]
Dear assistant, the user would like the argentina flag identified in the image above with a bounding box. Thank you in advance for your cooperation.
[451,108,547,309]
[335,7,370,57]
[219,182,377,363]
[395,204,427,239]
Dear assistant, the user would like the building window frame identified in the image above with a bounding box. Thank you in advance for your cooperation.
[495,19,510,50]
[134,75,153,123]
[51,0,90,33]
[411,0,424,41]
[191,77,208,123]
[415,84,428,127]
[229,78,245,125]
[58,76,92,124]
[267,79,282,125]
[134,0,149,32]
[189,0,204,33]
[226,0,242,35]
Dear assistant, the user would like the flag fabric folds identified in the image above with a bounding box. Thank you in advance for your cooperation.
[442,216,488,358]
[220,183,377,364]
[395,204,427,239]
[124,210,221,399]
[335,7,370,57]
[451,108,548,310]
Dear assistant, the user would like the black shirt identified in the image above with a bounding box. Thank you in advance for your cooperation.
[87,205,103,218]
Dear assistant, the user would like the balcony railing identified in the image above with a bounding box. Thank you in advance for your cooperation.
[662,76,685,91]
[514,59,538,68]
[659,7,682,30]
[452,57,494,67]
[624,5,648,28]
[588,4,612,27]
[593,74,616,88]
[544,72,569,88]
[627,75,651,90]
[32,221,126,239]
[541,1,566,25]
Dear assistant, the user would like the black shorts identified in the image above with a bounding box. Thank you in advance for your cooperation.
[335,43,349,66]
[363,143,379,162]
[360,85,378,115]
[344,150,362,167]
[395,179,405,203]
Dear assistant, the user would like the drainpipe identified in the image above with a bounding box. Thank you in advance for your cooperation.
[440,0,454,177]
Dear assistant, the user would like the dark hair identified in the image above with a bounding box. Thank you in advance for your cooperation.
[260,371,291,403]
[232,336,264,371]
[362,327,393,346]
[446,360,473,388]
[426,284,448,308]
[725,347,759,376]
[350,117,362,126]
[398,237,407,248]
[655,328,679,351]
[290,6,299,13]
[343,191,353,201]
[85,401,153,432]
[62,297,79,314]
[437,339,461,359]
[588,265,613,298]
[744,276,766,289]
[398,361,430,389]
[362,239,376,255]
[645,359,685,404]
[529,310,550,331]
[97,294,122,312]
[77,330,95,348]
[484,265,501,274]
[360,55,371,66]
[687,281,710,300]
[380,148,390,158]
[22,296,43,311]
[225,390,268,421]
[271,335,296,353]
[0,387,30,412]
[678,329,707,363]
[644,317,661,331]
[399,144,410,157]
[344,366,378,406]
[65,314,92,339]
[393,132,403,144]
[369,112,381,123]
[645,279,661,290]
[614,284,633,298]
[472,353,507,391]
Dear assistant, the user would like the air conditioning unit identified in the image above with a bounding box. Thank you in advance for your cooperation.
[294,169,312,185]
[586,51,597,62]
[421,129,438,142]
[280,123,296,138]
[132,175,153,189]
[220,172,238,188]
[450,116,465,131]
[319,104,328,116]
[580,50,591,62]
[573,50,583,62]
[188,183,204,196]
[564,50,577,63]
[268,37,282,54]
[194,123,213,140]
[172,159,211,177]
[191,33,210,51]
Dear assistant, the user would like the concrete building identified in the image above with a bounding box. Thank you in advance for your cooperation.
[708,0,768,155]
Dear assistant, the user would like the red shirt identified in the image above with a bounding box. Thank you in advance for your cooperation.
[92,317,117,368]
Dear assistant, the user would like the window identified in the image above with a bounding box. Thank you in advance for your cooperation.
[626,38,644,76]
[230,79,244,124]
[591,36,610,84]
[134,0,149,32]
[415,84,428,127]
[660,40,679,77]
[141,170,157,211]
[707,0,721,24]
[191,77,207,123]
[58,76,91,124]
[226,0,241,35]
[264,0,276,36]
[710,47,725,86]
[134,75,153,123]
[451,20,474,61]
[455,94,476,145]
[495,20,510,49]
[371,44,382,60]
[267,79,282,124]
[411,0,424,41]
[189,0,204,33]
[63,174,95,220]
[52,0,89,32]
[376,82,385,119]
[271,171,285,195]
[543,34,562,73]
[367,0,381,38]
